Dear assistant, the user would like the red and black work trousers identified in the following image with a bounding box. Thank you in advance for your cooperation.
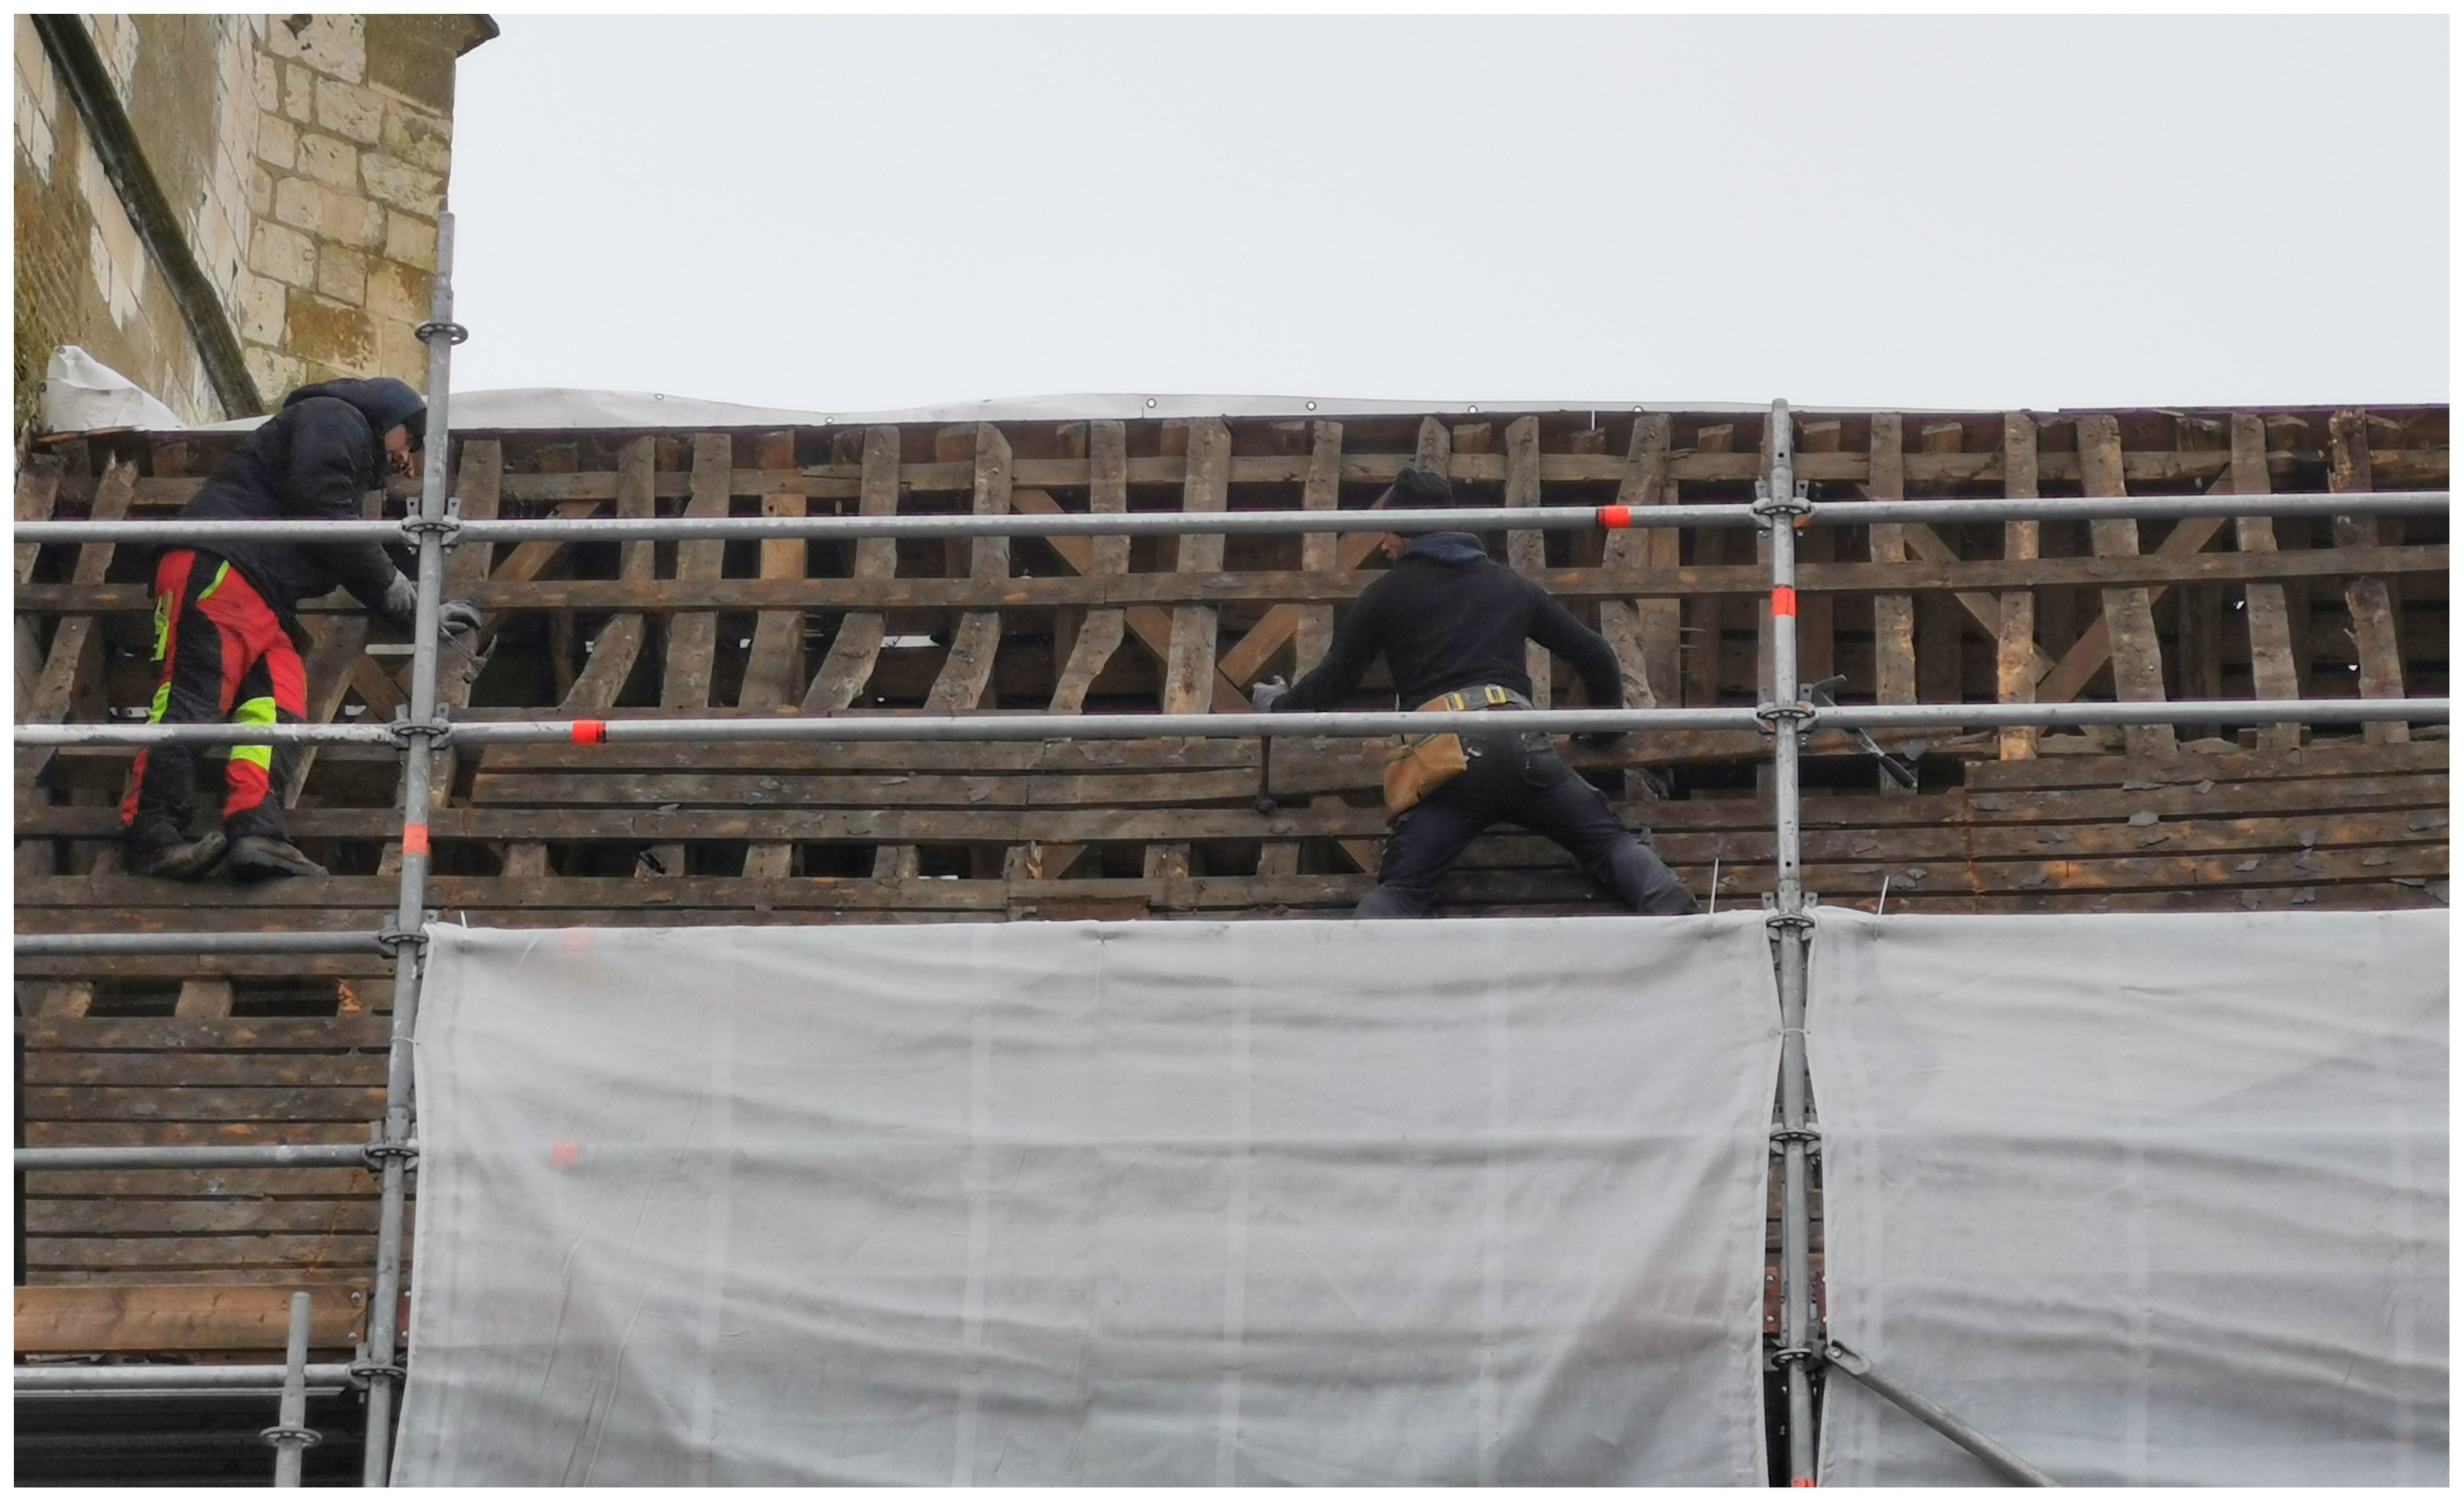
[119,549,306,852]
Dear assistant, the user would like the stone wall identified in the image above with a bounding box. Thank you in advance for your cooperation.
[12,14,493,437]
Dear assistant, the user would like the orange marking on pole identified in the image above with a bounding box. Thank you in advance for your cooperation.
[1597,504,1633,530]
[1772,586,1798,618]
[400,823,430,856]
[572,719,607,744]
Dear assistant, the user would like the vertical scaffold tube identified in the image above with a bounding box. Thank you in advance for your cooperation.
[1764,401,1820,1484]
[268,1291,315,1485]
[361,210,456,1487]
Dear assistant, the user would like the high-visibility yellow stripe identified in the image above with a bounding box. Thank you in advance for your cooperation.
[151,595,173,662]
[146,682,171,723]
[198,561,232,601]
[230,695,279,771]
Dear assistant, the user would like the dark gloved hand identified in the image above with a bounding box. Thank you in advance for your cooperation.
[376,573,419,632]
[1575,729,1626,751]
[1249,675,1290,713]
[437,600,483,636]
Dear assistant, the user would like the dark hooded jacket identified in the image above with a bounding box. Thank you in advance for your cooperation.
[175,378,426,622]
[1276,532,1626,712]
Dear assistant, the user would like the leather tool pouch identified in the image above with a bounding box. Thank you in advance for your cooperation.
[1382,732,1468,817]
[1381,686,1511,817]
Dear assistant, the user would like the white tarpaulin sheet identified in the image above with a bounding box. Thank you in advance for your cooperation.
[394,916,1780,1485]
[1811,909,2448,1487]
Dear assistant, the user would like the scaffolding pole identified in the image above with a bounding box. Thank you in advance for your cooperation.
[1755,404,1821,1484]
[264,1291,321,1486]
[14,488,2444,550]
[12,1362,358,1395]
[10,698,2445,752]
[16,1143,387,1171]
[353,211,460,1489]
[15,930,392,956]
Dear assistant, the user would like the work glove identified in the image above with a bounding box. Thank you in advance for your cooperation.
[437,600,483,637]
[376,573,419,633]
[1249,675,1290,713]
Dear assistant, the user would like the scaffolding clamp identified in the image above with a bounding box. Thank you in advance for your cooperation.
[361,1139,420,1170]
[375,923,428,954]
[1769,1125,1822,1154]
[347,1358,406,1389]
[1751,480,1815,525]
[384,715,457,749]
[1769,1344,1823,1370]
[413,320,469,347]
[259,1424,322,1450]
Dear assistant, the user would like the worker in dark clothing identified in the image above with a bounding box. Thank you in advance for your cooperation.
[119,377,481,882]
[1253,466,1697,919]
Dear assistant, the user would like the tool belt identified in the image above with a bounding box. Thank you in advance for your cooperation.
[1382,684,1529,817]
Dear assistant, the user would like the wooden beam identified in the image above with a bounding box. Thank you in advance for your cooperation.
[923,423,1012,713]
[1295,420,1344,674]
[1504,414,1551,706]
[19,457,135,786]
[1162,418,1230,715]
[2330,409,2409,744]
[17,1284,369,1353]
[2031,503,2235,707]
[16,452,64,720]
[736,431,807,713]
[2231,412,2302,751]
[1010,487,1249,713]
[1047,420,1130,715]
[659,434,735,711]
[2079,414,2178,760]
[1599,414,1678,707]
[1997,413,2040,760]
[1864,412,1917,737]
[801,426,900,713]
[1792,419,1839,691]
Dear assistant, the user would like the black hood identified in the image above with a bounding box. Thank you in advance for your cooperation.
[284,378,427,449]
[1402,531,1490,566]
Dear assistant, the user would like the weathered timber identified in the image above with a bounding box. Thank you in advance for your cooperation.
[2079,415,2178,760]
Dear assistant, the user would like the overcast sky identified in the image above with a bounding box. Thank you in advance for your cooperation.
[444,15,2447,414]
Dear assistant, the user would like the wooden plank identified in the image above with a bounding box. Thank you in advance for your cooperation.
[2330,409,2409,744]
[15,451,64,719]
[1047,419,1131,714]
[737,432,808,713]
[1009,488,1248,713]
[1997,412,2040,760]
[173,978,234,1020]
[408,437,505,819]
[1681,424,1733,708]
[2078,414,2178,761]
[1864,415,1916,710]
[1295,420,1344,674]
[1912,423,1966,706]
[505,438,656,875]
[1504,414,1552,705]
[19,458,135,784]
[659,433,736,711]
[1162,417,1231,715]
[2231,412,2303,751]
[801,426,902,712]
[923,423,1010,713]
[1604,414,1679,706]
[16,1284,369,1352]
[1792,420,1838,690]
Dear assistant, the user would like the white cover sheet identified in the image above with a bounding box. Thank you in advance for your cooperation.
[1811,909,2448,1487]
[394,916,1779,1485]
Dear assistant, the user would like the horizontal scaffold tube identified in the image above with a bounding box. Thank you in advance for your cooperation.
[11,699,2446,750]
[15,930,392,957]
[15,1143,401,1171]
[12,489,2445,547]
[12,1363,359,1395]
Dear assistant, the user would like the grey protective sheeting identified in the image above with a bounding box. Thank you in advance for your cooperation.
[393,916,1780,1485]
[1811,908,2448,1487]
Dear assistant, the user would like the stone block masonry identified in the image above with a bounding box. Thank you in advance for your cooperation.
[13,14,492,435]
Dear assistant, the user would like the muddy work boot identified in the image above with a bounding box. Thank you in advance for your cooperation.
[225,835,329,881]
[125,828,229,880]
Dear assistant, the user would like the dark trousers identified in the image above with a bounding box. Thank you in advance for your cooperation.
[1358,728,1698,918]
[119,549,306,853]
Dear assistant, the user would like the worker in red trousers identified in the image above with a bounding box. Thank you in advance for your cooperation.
[119,377,480,881]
